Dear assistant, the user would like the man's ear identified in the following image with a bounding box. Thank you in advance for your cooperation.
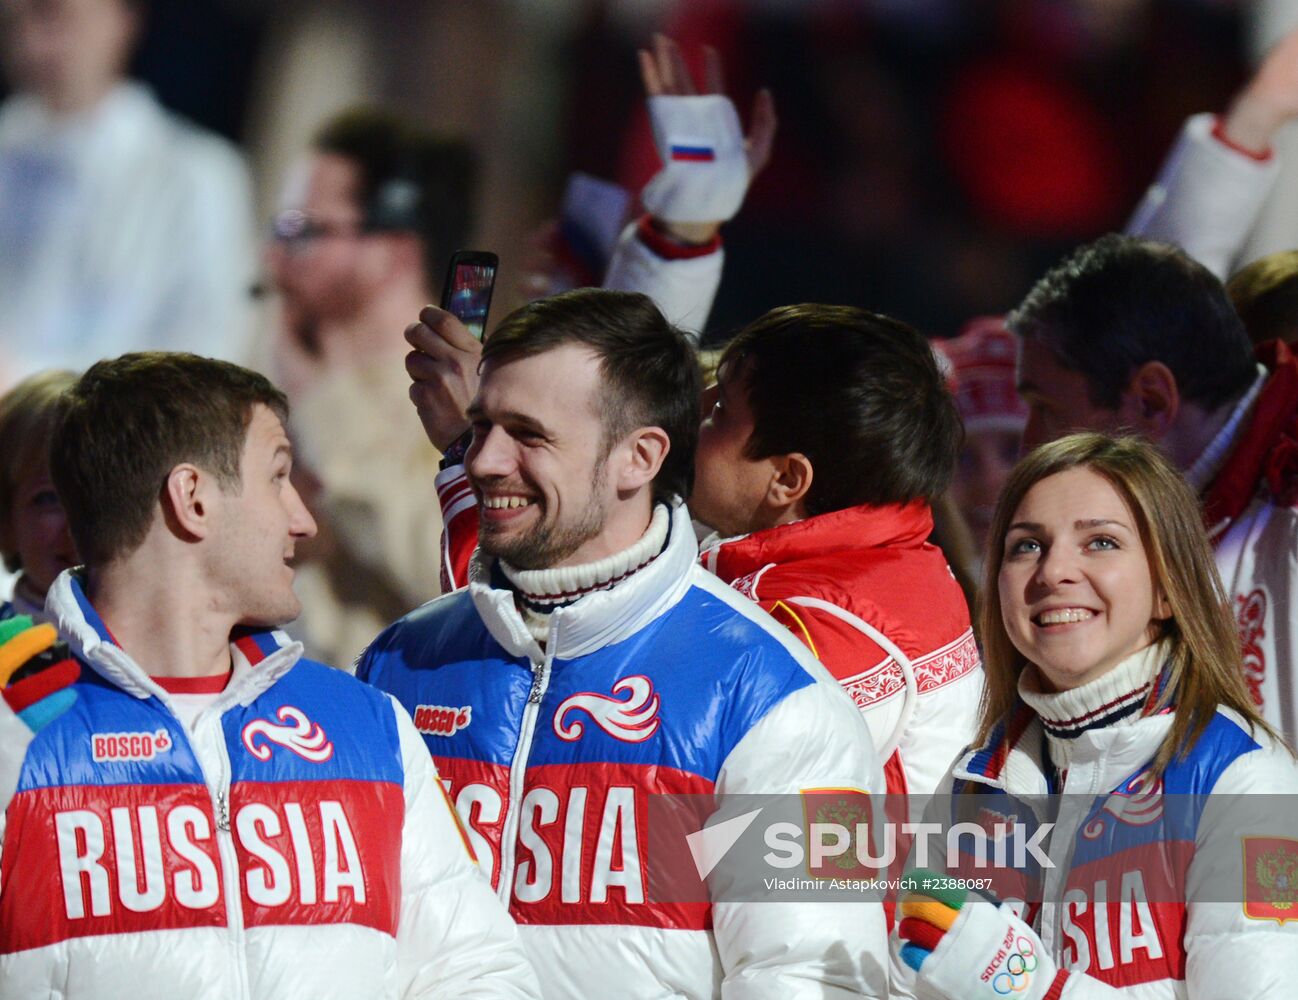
[614,427,671,494]
[764,452,814,516]
[161,464,216,542]
[1118,361,1180,441]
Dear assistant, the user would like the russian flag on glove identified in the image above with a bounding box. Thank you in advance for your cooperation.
[642,94,749,224]
[898,867,1071,1000]
[0,615,79,809]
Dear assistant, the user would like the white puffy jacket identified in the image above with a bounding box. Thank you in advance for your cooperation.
[0,571,539,1000]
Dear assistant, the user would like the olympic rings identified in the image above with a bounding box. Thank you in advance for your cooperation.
[991,940,1039,994]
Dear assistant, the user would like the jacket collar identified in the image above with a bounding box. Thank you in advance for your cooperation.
[47,569,303,709]
[1203,339,1298,539]
[467,501,697,661]
[953,662,1176,794]
[700,501,935,583]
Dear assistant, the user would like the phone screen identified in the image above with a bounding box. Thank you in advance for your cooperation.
[447,261,497,340]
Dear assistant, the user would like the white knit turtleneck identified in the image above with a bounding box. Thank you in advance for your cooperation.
[1018,641,1169,771]
[500,504,672,642]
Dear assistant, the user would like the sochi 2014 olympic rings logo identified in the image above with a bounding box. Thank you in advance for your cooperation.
[992,937,1038,995]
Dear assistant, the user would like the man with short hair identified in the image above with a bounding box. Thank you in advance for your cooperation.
[425,303,981,802]
[266,108,478,665]
[359,288,889,999]
[691,305,983,802]
[1010,232,1298,743]
[0,352,536,998]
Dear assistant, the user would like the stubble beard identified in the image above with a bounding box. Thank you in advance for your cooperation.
[478,461,610,570]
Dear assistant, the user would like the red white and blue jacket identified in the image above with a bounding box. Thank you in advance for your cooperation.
[892,686,1298,998]
[358,502,890,999]
[0,572,537,1000]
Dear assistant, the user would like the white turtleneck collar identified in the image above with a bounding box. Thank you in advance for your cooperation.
[500,504,672,643]
[1018,640,1170,771]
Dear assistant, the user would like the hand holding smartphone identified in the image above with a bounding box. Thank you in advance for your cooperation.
[440,251,498,341]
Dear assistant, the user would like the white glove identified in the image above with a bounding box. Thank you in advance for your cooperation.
[911,898,1067,999]
[641,94,750,223]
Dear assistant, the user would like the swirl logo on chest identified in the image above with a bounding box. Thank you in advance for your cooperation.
[242,706,335,763]
[553,675,661,743]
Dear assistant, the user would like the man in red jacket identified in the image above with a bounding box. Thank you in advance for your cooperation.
[690,304,982,799]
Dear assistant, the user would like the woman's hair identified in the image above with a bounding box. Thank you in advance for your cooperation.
[976,432,1283,774]
[0,369,78,572]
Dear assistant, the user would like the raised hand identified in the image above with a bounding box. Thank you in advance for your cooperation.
[1221,25,1298,153]
[405,306,483,452]
[636,34,777,242]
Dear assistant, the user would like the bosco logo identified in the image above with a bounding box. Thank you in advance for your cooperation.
[92,728,173,762]
[414,704,472,736]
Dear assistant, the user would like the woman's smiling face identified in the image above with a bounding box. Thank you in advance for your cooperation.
[998,466,1169,691]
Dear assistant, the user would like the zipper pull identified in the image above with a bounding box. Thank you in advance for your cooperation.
[216,790,230,831]
[527,663,545,704]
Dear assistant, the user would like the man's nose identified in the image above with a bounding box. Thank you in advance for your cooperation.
[466,427,516,479]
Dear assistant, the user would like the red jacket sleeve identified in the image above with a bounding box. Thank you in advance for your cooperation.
[434,466,478,592]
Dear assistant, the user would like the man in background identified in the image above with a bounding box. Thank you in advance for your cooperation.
[266,107,475,666]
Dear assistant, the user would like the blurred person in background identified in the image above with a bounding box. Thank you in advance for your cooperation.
[935,316,1029,561]
[0,369,76,621]
[1010,233,1298,746]
[265,107,475,667]
[0,0,255,384]
[1226,249,1298,346]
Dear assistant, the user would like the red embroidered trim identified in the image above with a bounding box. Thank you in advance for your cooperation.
[1042,969,1070,1000]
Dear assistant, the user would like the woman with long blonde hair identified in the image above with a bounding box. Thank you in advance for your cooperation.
[895,432,1298,1000]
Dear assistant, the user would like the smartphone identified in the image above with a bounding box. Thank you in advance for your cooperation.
[441,251,499,341]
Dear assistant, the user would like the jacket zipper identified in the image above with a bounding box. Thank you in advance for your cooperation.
[493,650,553,905]
[198,709,251,1000]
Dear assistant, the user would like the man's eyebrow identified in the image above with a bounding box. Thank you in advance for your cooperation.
[467,406,552,437]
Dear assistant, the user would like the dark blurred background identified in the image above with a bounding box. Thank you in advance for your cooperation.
[0,0,1286,343]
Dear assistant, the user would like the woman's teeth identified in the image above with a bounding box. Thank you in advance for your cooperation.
[1037,608,1096,625]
